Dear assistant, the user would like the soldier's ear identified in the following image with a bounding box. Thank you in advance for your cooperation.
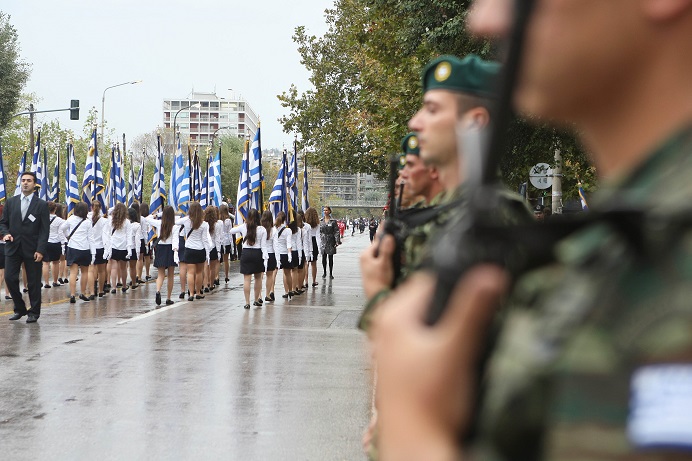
[642,0,692,21]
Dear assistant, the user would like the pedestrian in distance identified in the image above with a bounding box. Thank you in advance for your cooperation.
[0,171,50,323]
[319,206,340,279]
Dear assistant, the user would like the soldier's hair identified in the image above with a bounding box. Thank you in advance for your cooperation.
[455,93,495,121]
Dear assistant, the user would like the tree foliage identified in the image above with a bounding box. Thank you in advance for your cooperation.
[279,0,595,200]
[0,12,30,130]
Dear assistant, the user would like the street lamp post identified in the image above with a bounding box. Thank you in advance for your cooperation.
[101,80,142,148]
[173,102,200,142]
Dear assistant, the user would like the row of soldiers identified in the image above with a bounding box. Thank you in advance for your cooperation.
[357,0,692,460]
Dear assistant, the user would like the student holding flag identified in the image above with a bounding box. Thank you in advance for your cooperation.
[304,207,321,287]
[142,205,179,306]
[127,208,142,289]
[230,208,268,309]
[203,206,222,293]
[260,210,277,302]
[43,201,66,288]
[176,202,212,301]
[60,201,96,303]
[273,211,294,299]
[103,203,133,294]
[90,201,109,297]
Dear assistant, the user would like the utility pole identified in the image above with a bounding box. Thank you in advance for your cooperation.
[552,149,563,214]
[28,104,35,153]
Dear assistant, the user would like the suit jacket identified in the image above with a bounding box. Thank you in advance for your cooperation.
[0,192,50,258]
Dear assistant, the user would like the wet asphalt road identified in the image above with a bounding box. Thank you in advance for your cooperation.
[0,232,374,460]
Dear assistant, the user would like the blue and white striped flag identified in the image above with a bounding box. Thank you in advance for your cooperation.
[82,128,106,210]
[170,134,190,213]
[127,160,134,207]
[211,148,222,207]
[302,154,309,210]
[286,140,299,214]
[134,158,143,203]
[268,149,289,220]
[249,127,263,210]
[115,145,125,204]
[14,151,27,197]
[65,144,80,216]
[108,144,125,207]
[0,141,6,203]
[149,135,166,214]
[235,148,250,224]
[49,151,60,202]
[37,147,49,200]
[30,132,41,174]
[200,152,210,209]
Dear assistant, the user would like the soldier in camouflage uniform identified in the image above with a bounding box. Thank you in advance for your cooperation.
[367,0,692,460]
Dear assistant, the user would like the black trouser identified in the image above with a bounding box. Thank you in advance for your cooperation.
[321,253,334,276]
[6,252,42,317]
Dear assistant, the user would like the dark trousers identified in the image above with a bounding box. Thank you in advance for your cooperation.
[5,253,42,317]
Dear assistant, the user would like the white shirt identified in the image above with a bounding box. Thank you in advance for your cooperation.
[177,217,212,253]
[91,216,108,249]
[211,221,223,254]
[302,223,312,259]
[291,228,303,254]
[272,225,292,255]
[221,218,233,246]
[48,214,66,243]
[264,226,275,254]
[229,223,268,261]
[140,218,150,241]
[308,224,321,253]
[129,221,143,259]
[143,216,179,247]
[60,215,96,255]
[103,217,133,255]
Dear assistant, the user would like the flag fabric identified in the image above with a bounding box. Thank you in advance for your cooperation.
[268,149,289,220]
[65,143,80,216]
[29,133,47,200]
[82,128,106,210]
[192,150,203,202]
[286,140,299,215]
[234,148,250,225]
[108,144,125,207]
[249,127,263,210]
[149,135,166,214]
[38,147,49,200]
[578,183,589,211]
[49,150,60,202]
[14,151,27,196]
[301,154,309,210]
[134,159,144,203]
[127,160,135,207]
[170,134,190,213]
[200,151,210,209]
[0,141,6,203]
[30,132,41,173]
[211,148,222,207]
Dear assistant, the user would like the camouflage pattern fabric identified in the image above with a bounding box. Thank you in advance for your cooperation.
[473,125,692,460]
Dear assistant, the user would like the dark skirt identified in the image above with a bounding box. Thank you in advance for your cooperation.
[279,253,294,270]
[140,239,150,256]
[266,253,277,271]
[45,242,63,262]
[240,248,264,275]
[178,236,186,263]
[311,236,319,260]
[292,250,303,269]
[224,244,233,256]
[130,249,137,261]
[185,248,206,265]
[111,248,129,261]
[154,243,176,268]
[67,247,91,266]
[209,248,219,262]
[93,248,107,265]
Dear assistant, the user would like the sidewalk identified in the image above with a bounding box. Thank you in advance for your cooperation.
[0,232,374,460]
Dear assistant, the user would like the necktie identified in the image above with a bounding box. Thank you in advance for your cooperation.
[21,195,30,220]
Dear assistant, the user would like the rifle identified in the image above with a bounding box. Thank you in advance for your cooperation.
[374,154,405,286]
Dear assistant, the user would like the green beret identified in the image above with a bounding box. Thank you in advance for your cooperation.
[422,54,500,98]
[401,132,420,156]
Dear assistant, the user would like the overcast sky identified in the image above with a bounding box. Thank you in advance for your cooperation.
[3,0,333,150]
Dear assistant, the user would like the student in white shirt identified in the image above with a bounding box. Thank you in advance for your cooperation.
[273,211,294,299]
[127,208,142,289]
[203,206,222,293]
[298,209,312,290]
[304,207,321,288]
[143,205,179,306]
[43,201,65,288]
[60,201,96,303]
[260,210,277,302]
[230,208,268,309]
[137,202,153,283]
[89,202,109,297]
[103,203,133,294]
[289,218,304,295]
[219,204,233,283]
[176,202,212,301]
[56,203,68,285]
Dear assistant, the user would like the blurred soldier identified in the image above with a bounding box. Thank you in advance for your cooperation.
[368,0,692,460]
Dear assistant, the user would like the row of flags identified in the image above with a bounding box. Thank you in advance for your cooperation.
[0,126,313,226]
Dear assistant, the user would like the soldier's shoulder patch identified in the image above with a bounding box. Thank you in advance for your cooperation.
[628,364,692,449]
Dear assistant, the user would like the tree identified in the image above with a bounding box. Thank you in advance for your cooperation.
[0,12,30,130]
[279,0,595,200]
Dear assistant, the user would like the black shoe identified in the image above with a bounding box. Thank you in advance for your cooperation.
[330,275,334,279]
[289,291,297,297]
[165,299,174,305]
[282,293,290,299]
[214,279,220,286]
[5,295,12,300]
[79,294,90,302]
[52,282,60,287]
[116,283,122,288]
[111,289,116,294]
[104,283,111,290]
[146,275,152,281]
[23,288,28,293]
[270,292,275,301]
[88,295,96,301]
[294,289,304,295]
[122,287,129,293]
[244,304,250,309]
[312,282,318,287]
[225,278,229,283]
[155,292,161,305]
[204,287,210,293]
[70,296,76,304]
[188,296,194,301]
[179,292,186,299]
[210,285,216,291]
[253,300,262,307]
[322,273,326,278]
[196,294,205,300]
[8,312,25,321]
[26,314,38,323]
[44,284,51,289]
[98,292,105,298]
[257,298,263,305]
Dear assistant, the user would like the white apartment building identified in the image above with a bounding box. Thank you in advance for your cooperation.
[163,91,259,148]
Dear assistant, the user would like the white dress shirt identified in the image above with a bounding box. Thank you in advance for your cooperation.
[302,223,312,261]
[91,216,108,249]
[265,226,275,254]
[129,221,142,259]
[60,215,96,255]
[143,216,178,247]
[272,225,292,255]
[48,214,66,243]
[103,217,133,257]
[176,217,212,253]
[291,228,303,255]
[230,223,269,261]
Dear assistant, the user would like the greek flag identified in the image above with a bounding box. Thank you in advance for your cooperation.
[149,135,166,214]
[235,148,250,224]
[268,149,289,220]
[211,148,222,207]
[134,159,143,203]
[249,127,263,210]
[30,132,41,174]
[286,140,299,214]
[107,144,125,207]
[38,147,49,200]
[192,150,203,202]
[127,160,134,207]
[29,133,48,200]
[14,151,27,196]
[0,141,6,203]
[302,154,309,210]
[170,134,190,213]
[82,128,106,210]
[65,144,80,216]
[578,183,589,211]
[200,152,210,209]
[49,151,60,202]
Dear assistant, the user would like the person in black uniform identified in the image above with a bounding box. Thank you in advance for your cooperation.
[0,172,50,323]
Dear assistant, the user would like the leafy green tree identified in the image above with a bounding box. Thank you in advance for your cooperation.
[0,12,30,130]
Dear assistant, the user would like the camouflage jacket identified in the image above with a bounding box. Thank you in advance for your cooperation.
[473,124,692,460]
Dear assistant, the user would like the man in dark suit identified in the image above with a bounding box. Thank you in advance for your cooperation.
[0,172,49,323]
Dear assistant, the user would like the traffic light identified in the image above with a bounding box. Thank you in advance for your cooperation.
[70,100,79,120]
